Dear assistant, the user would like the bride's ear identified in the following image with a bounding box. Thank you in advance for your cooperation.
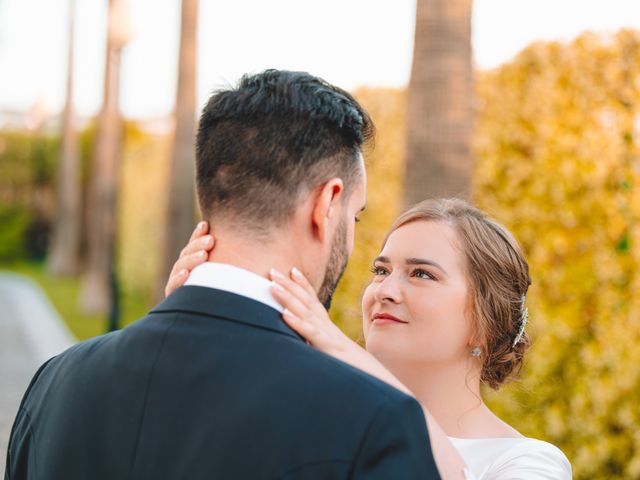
[310,178,344,244]
[467,328,486,354]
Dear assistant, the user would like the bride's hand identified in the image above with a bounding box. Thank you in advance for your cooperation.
[269,266,414,397]
[270,268,468,479]
[164,221,215,297]
[269,268,358,360]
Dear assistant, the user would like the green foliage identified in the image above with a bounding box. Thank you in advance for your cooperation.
[0,130,58,194]
[0,121,160,329]
[474,30,640,479]
[0,130,58,259]
[0,205,30,261]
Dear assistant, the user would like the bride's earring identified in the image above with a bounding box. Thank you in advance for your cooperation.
[470,347,482,358]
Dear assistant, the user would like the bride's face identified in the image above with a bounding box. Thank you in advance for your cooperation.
[361,220,473,370]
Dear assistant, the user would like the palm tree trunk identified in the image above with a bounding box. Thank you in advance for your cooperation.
[80,0,130,313]
[157,0,199,299]
[403,0,474,208]
[48,0,81,276]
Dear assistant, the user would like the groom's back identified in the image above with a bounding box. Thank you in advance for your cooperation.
[6,287,439,479]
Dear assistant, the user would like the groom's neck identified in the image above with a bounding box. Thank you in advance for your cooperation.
[206,228,303,282]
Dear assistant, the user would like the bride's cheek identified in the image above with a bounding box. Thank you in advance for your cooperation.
[361,284,375,337]
[362,316,370,339]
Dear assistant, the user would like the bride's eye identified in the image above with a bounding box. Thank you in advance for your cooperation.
[411,268,436,280]
[369,265,388,276]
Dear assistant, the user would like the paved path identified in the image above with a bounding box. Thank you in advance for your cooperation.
[0,272,75,474]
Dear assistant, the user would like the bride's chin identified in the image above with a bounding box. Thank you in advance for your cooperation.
[367,339,420,372]
[366,340,398,365]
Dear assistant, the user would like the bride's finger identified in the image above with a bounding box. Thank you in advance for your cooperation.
[290,267,317,297]
[180,234,214,258]
[189,221,209,243]
[172,250,209,276]
[271,282,311,321]
[165,269,189,297]
[166,247,211,296]
[269,269,315,306]
[281,309,323,346]
[289,267,335,320]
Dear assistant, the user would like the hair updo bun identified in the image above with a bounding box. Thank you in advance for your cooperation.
[388,198,532,390]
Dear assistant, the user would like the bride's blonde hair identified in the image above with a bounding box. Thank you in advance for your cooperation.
[386,198,532,389]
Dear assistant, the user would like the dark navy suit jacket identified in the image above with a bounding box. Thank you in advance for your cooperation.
[5,286,440,479]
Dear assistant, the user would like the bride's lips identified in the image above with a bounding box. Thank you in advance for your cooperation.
[371,313,408,325]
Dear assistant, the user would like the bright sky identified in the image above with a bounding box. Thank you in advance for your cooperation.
[0,0,639,119]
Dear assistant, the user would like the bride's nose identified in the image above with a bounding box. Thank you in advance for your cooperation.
[374,273,402,304]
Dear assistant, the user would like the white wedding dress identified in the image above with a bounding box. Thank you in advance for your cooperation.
[449,436,572,479]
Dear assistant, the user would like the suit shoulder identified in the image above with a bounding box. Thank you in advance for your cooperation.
[47,330,120,363]
[45,310,171,366]
[280,337,416,406]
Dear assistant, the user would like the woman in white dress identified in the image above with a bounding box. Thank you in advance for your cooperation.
[168,198,572,479]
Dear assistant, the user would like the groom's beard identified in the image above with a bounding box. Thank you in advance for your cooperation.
[318,217,349,311]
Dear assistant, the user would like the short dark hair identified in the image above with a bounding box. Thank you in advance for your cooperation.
[195,70,374,233]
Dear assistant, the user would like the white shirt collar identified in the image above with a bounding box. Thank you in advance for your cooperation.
[184,262,283,313]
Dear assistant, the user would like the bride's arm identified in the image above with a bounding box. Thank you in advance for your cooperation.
[270,268,470,480]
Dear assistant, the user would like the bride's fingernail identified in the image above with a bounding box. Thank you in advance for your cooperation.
[200,236,211,246]
[270,268,285,280]
[272,281,285,293]
[291,267,303,280]
[197,221,205,230]
[197,250,206,259]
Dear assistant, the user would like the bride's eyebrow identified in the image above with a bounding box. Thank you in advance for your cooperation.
[373,256,447,276]
[405,258,448,276]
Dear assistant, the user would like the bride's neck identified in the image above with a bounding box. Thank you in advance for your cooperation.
[390,360,486,437]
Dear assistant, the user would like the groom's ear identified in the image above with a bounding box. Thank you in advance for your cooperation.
[310,178,344,243]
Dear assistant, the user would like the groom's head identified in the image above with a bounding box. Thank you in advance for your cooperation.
[195,70,373,308]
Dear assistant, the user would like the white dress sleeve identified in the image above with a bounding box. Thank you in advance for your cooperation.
[488,439,572,479]
[463,467,479,479]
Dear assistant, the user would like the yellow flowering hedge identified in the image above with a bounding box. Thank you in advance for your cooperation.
[331,30,640,479]
[474,30,640,479]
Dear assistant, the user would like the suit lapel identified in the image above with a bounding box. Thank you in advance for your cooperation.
[151,286,304,342]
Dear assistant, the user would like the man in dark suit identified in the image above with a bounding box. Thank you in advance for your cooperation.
[5,70,446,479]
